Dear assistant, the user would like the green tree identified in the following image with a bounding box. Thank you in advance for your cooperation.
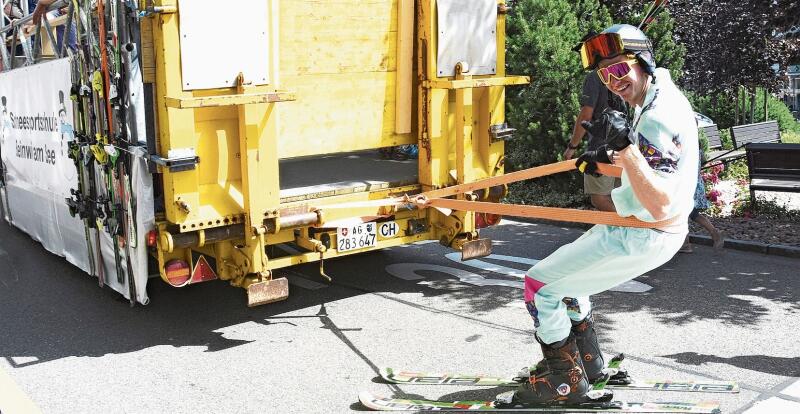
[504,0,615,205]
[505,0,584,172]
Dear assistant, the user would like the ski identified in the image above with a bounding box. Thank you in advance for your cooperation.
[379,368,739,393]
[359,391,721,413]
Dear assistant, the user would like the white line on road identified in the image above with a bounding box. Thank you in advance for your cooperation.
[781,378,800,399]
[0,366,41,414]
[742,397,800,414]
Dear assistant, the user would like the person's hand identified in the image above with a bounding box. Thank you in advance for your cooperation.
[32,2,48,25]
[563,146,577,160]
[580,108,632,151]
[31,0,57,26]
[575,145,612,176]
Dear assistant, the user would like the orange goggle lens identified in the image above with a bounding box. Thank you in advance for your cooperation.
[580,33,625,69]
[596,60,638,85]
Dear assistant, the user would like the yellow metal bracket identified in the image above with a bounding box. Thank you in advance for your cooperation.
[164,92,296,109]
[424,75,529,90]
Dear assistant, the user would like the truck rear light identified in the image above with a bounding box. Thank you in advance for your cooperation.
[146,230,158,247]
[164,259,191,287]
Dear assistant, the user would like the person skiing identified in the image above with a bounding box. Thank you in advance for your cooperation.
[509,24,699,406]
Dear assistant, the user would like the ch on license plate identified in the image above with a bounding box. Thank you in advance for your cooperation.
[337,222,378,252]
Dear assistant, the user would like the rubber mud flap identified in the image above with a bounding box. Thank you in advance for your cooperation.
[461,238,492,261]
[247,277,289,307]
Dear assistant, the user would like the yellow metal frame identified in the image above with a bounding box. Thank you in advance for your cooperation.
[146,0,527,302]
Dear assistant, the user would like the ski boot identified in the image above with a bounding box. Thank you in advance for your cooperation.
[521,313,632,386]
[505,334,606,407]
[572,312,606,382]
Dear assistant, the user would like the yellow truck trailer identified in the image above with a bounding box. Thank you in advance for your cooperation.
[0,0,527,306]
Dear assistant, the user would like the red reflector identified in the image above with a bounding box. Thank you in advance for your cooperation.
[476,213,502,229]
[165,259,191,287]
[146,230,158,247]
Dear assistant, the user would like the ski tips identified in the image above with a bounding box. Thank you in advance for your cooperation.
[638,0,670,31]
[358,391,393,411]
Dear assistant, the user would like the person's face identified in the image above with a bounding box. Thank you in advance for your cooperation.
[597,54,648,106]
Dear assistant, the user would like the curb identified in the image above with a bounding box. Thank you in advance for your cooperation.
[689,234,800,259]
[505,218,800,260]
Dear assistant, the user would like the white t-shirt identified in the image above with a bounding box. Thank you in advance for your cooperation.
[611,68,699,231]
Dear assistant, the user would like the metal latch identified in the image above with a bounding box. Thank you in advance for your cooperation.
[490,123,516,141]
[150,148,200,172]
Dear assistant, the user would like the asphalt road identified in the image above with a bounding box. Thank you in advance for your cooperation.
[1,219,798,414]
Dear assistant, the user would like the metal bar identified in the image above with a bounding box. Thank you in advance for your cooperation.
[424,76,529,90]
[171,224,247,250]
[31,18,42,63]
[59,2,75,58]
[8,26,17,70]
[18,29,33,66]
[0,0,68,34]
[164,92,297,109]
[0,24,9,70]
[42,16,59,58]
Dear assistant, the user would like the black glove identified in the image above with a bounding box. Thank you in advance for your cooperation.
[575,145,612,176]
[581,108,632,151]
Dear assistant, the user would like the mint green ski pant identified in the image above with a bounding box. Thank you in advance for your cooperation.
[524,224,685,344]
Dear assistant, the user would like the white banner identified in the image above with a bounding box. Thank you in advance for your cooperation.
[0,58,154,304]
[0,59,85,264]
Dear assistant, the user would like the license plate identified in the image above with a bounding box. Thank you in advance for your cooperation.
[337,222,378,252]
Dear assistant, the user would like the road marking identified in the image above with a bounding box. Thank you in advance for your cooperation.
[445,253,652,293]
[385,263,523,289]
[445,253,538,278]
[742,397,800,414]
[609,280,652,293]
[0,366,41,414]
[781,378,800,399]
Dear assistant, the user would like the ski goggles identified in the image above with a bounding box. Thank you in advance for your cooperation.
[596,59,638,85]
[578,33,626,69]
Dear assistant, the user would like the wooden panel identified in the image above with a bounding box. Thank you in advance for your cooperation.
[280,0,397,76]
[278,72,415,158]
[140,17,156,83]
[281,31,397,76]
[276,0,413,158]
[395,0,414,134]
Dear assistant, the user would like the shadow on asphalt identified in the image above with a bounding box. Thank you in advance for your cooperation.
[1,219,798,380]
[662,352,800,377]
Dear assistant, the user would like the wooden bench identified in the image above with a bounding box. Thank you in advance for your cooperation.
[701,124,736,166]
[731,120,781,148]
[745,143,800,203]
[700,124,723,150]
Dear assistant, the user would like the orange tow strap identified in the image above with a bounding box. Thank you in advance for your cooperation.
[318,160,677,229]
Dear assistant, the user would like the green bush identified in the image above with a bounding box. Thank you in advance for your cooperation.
[752,89,800,133]
[720,159,749,181]
[505,181,587,208]
[718,129,733,149]
[698,128,709,153]
[686,91,737,130]
[782,130,800,143]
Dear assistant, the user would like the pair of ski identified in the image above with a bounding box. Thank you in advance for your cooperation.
[65,0,139,305]
[361,355,735,412]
